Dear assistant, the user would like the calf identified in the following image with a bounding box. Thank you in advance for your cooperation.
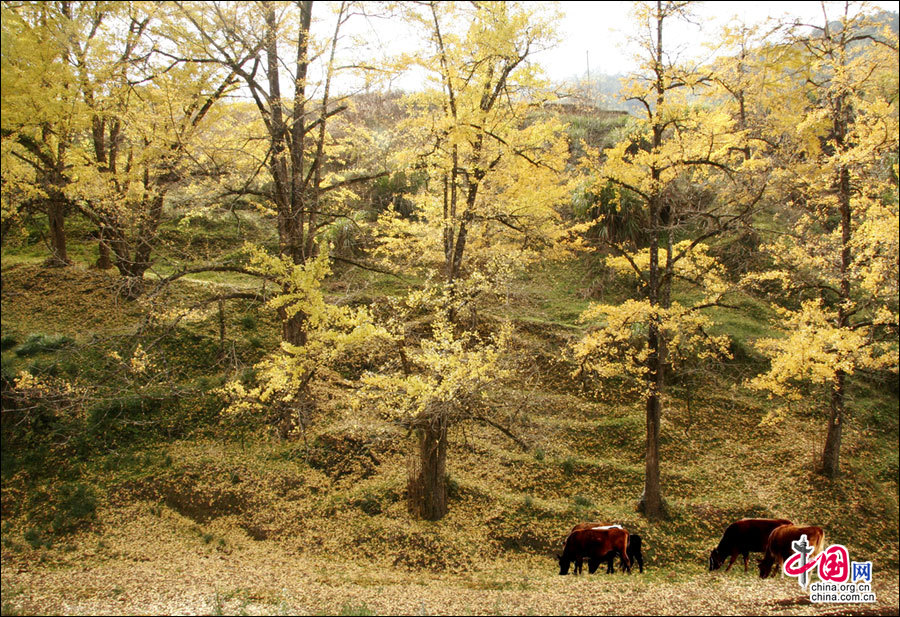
[759,524,825,579]
[709,518,792,573]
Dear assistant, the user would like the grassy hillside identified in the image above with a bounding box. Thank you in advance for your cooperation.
[1,238,898,614]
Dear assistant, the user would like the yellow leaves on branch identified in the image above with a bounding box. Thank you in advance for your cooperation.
[128,344,153,375]
[380,1,571,279]
[11,370,82,419]
[220,244,388,422]
[750,300,898,416]
[573,299,731,397]
[606,241,731,301]
[588,102,741,194]
[358,311,513,426]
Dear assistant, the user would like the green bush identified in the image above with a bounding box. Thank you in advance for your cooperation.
[573,494,593,508]
[51,482,97,533]
[15,334,74,357]
[23,527,51,549]
[0,334,18,352]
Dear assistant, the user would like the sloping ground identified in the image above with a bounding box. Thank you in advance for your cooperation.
[2,504,898,615]
[1,264,898,615]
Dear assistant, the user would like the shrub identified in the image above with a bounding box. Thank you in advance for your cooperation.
[15,334,74,357]
[1,334,18,352]
[51,482,98,533]
[573,494,593,508]
[24,527,51,549]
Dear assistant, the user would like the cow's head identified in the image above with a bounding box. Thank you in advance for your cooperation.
[557,553,571,575]
[709,548,723,571]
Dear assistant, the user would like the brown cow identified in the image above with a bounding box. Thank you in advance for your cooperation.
[709,518,792,572]
[758,524,825,579]
[558,526,630,575]
[568,523,626,574]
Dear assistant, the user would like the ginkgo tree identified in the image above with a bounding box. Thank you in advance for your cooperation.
[359,296,513,521]
[71,2,237,296]
[168,1,393,436]
[747,4,899,477]
[1,2,237,295]
[573,1,765,520]
[376,0,571,314]
[364,1,570,520]
[1,1,86,266]
[220,243,385,439]
[172,0,388,343]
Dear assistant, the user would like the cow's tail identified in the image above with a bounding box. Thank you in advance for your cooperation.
[622,531,631,572]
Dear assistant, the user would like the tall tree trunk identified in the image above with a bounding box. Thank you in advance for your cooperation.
[408,417,449,521]
[46,196,70,267]
[641,374,664,519]
[822,162,852,477]
[822,370,844,476]
[95,225,113,269]
[638,0,667,521]
[641,189,665,520]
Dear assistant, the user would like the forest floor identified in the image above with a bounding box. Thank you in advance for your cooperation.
[2,506,899,617]
[2,252,898,616]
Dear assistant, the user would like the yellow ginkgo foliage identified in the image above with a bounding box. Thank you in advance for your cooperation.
[572,1,759,520]
[220,244,386,438]
[358,299,512,521]
[375,1,571,309]
[745,4,898,476]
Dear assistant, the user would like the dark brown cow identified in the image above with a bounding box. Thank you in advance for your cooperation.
[568,523,614,574]
[558,525,630,575]
[758,524,825,579]
[709,518,792,572]
[567,523,628,574]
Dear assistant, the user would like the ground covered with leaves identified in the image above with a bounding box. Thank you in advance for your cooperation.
[2,264,898,616]
[3,502,898,616]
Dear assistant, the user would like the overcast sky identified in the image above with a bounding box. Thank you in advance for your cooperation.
[536,1,899,81]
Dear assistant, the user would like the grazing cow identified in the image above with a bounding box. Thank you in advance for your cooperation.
[709,518,792,573]
[758,524,825,579]
[567,523,625,575]
[558,526,630,575]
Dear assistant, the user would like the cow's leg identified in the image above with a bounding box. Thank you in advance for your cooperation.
[743,551,749,572]
[724,553,738,572]
[574,557,583,575]
[636,553,643,573]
